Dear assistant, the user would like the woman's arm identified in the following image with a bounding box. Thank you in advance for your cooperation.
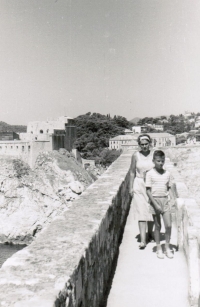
[146,188,163,214]
[129,153,136,196]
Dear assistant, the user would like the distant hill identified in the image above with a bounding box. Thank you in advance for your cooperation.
[0,121,26,133]
[130,117,140,125]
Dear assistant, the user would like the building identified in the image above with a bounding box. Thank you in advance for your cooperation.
[0,132,19,141]
[109,135,137,150]
[152,124,164,131]
[124,129,133,135]
[184,111,192,118]
[195,116,200,128]
[0,116,77,168]
[109,132,176,151]
[132,126,147,133]
[148,133,176,147]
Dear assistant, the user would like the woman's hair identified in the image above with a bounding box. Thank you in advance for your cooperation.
[137,134,151,145]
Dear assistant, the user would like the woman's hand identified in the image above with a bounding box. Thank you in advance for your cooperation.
[154,204,163,214]
[129,188,134,197]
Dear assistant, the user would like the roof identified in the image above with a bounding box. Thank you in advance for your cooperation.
[110,135,136,141]
[141,133,175,138]
[110,132,175,141]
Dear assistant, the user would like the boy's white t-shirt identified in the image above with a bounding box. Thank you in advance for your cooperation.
[145,168,172,197]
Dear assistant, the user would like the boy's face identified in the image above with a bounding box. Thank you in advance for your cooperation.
[153,155,165,169]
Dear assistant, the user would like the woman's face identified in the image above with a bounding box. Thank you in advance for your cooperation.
[139,139,150,152]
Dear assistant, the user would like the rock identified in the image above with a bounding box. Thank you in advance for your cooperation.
[0,152,94,244]
[59,148,69,155]
[68,181,84,194]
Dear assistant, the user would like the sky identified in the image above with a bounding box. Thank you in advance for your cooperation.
[0,0,200,124]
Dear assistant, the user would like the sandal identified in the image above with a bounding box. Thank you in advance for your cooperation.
[139,242,146,249]
[165,249,174,259]
[157,250,164,259]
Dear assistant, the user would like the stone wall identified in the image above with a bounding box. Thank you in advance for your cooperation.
[164,152,200,307]
[0,152,133,307]
[0,139,53,168]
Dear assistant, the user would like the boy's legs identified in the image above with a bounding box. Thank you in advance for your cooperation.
[153,214,162,251]
[147,221,154,241]
[162,210,172,251]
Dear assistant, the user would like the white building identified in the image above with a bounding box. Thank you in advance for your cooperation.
[109,135,137,150]
[148,133,176,147]
[0,116,77,168]
[132,126,147,134]
[109,132,176,151]
[152,124,164,131]
[195,116,200,128]
[124,129,133,135]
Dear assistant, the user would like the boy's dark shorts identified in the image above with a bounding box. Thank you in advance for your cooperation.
[149,197,170,215]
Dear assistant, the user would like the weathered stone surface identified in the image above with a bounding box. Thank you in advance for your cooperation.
[0,152,132,307]
[165,148,200,307]
[68,181,84,194]
[0,152,93,244]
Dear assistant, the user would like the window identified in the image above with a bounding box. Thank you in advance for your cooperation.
[40,130,43,134]
[22,146,24,151]
[28,146,31,151]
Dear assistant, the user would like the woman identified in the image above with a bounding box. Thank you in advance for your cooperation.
[129,134,154,249]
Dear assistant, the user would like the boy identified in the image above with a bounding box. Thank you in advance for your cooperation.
[145,150,174,259]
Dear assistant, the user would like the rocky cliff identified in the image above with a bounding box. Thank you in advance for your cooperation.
[0,149,93,244]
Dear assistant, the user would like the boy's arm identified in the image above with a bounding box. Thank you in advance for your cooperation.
[146,188,163,214]
[129,154,136,196]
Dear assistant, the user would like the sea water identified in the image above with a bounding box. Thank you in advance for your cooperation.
[0,244,26,267]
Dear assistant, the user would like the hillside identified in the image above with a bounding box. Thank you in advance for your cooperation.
[130,117,140,124]
[0,121,26,132]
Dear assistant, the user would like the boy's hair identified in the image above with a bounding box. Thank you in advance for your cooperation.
[153,150,165,159]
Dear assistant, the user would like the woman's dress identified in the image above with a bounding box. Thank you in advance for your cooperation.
[131,151,154,221]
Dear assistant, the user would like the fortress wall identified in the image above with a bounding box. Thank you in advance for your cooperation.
[0,152,133,307]
[164,152,200,307]
[0,140,53,168]
[0,140,31,164]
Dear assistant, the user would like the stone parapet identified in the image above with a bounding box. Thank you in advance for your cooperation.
[165,156,200,307]
[0,152,133,306]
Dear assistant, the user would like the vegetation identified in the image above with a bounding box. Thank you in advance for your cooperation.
[73,112,132,166]
[138,113,200,135]
[0,121,26,133]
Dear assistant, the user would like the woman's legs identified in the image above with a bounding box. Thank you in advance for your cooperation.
[138,221,147,245]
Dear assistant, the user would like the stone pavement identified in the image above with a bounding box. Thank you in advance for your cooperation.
[107,205,190,307]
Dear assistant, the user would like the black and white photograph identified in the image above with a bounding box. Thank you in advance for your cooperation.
[0,1,199,306]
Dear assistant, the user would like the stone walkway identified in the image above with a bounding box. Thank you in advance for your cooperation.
[106,205,190,307]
